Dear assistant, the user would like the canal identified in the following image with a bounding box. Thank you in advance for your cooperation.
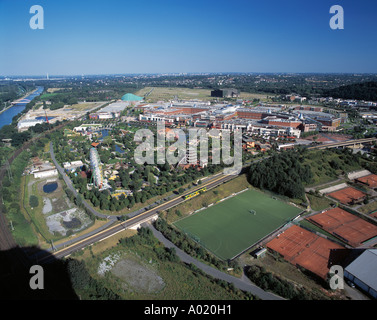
[0,86,44,129]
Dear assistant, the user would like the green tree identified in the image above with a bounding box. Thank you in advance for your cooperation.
[29,195,39,208]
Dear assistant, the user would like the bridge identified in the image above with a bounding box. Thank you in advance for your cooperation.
[11,98,31,105]
[307,137,377,150]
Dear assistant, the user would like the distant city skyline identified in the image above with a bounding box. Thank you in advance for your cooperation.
[1,0,377,76]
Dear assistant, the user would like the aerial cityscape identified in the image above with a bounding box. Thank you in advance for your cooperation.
[0,0,376,311]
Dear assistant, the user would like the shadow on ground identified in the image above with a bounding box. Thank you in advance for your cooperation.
[0,246,79,299]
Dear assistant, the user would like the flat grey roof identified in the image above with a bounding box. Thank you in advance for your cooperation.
[345,249,377,291]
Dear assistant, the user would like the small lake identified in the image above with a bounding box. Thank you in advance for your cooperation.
[43,182,58,193]
[35,116,55,121]
[115,145,125,154]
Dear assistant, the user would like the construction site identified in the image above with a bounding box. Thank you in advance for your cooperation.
[17,101,107,132]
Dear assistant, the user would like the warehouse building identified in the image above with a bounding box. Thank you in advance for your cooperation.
[33,168,58,179]
[17,118,45,131]
[344,249,377,299]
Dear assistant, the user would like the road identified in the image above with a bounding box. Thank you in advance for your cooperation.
[307,137,377,150]
[46,142,287,299]
[145,222,284,300]
[38,171,237,262]
[50,141,114,220]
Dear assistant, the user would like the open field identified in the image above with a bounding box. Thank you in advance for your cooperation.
[359,201,377,215]
[302,150,363,187]
[174,188,302,260]
[67,102,105,111]
[78,232,252,300]
[135,86,272,102]
[19,101,106,123]
[46,88,67,93]
[306,193,334,211]
[165,174,251,223]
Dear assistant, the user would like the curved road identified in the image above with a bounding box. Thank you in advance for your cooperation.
[50,141,113,220]
[47,141,285,299]
[145,222,283,300]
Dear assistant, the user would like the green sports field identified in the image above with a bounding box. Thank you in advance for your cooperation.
[173,189,302,260]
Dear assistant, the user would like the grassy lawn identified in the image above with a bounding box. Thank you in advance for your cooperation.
[359,200,377,215]
[306,193,334,211]
[40,93,59,100]
[135,86,273,102]
[78,232,253,300]
[302,150,362,187]
[9,167,39,246]
[174,188,302,260]
[68,102,105,111]
[164,174,251,223]
[10,175,39,246]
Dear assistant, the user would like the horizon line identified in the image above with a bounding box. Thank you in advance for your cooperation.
[2,71,377,78]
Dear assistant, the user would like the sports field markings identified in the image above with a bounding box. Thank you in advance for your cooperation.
[174,189,302,260]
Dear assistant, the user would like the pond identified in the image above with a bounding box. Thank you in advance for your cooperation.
[43,182,58,193]
[35,116,55,121]
[115,145,125,154]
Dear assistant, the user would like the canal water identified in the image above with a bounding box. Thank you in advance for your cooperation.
[0,86,44,129]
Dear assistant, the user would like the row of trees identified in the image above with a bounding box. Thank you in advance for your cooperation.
[245,265,330,300]
[324,81,377,101]
[118,227,180,263]
[248,150,313,199]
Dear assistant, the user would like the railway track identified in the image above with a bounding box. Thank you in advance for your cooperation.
[38,172,236,263]
[0,123,68,268]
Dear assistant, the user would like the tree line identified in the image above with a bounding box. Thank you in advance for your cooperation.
[248,150,313,199]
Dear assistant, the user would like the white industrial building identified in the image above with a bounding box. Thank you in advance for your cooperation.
[33,168,58,179]
[18,118,45,131]
[344,249,377,299]
[63,160,84,171]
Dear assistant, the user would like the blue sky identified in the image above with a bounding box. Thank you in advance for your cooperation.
[0,0,377,75]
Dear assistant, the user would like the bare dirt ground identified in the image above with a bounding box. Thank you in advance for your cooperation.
[111,255,165,294]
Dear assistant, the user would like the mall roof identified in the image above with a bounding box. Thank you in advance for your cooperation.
[121,93,143,101]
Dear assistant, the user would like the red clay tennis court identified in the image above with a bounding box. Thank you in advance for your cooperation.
[307,207,377,247]
[327,186,366,205]
[266,225,345,279]
[355,174,377,188]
